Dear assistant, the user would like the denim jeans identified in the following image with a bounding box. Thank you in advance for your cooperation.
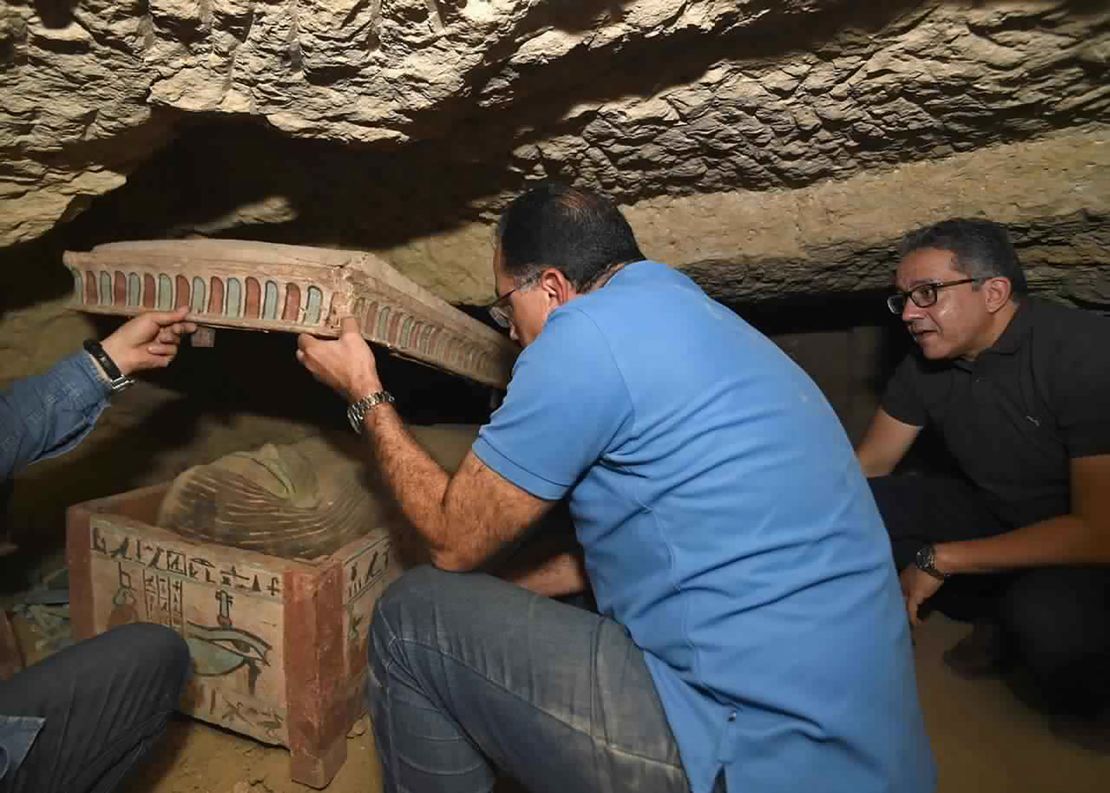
[0,623,190,793]
[368,566,692,793]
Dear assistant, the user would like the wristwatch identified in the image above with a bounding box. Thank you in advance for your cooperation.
[347,390,395,433]
[914,544,948,581]
[83,339,135,394]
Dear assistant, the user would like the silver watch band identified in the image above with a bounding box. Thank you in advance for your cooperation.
[347,390,395,433]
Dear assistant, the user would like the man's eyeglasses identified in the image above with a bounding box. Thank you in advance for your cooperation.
[487,287,520,329]
[487,275,540,329]
[886,278,981,314]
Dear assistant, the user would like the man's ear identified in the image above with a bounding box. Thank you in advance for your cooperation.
[983,276,1013,314]
[538,268,577,305]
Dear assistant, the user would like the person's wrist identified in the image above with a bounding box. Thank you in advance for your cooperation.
[99,336,134,376]
[346,374,383,404]
[83,338,135,394]
[346,389,394,433]
[914,543,952,581]
[83,351,114,387]
[933,543,958,576]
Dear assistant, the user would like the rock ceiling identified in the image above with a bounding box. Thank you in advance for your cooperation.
[1,0,1107,306]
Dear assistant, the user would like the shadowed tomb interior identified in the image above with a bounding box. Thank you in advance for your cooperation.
[1,0,1108,791]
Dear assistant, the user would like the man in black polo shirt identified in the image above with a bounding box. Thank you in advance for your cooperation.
[857,218,1110,716]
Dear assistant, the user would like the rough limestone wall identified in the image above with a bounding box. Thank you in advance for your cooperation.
[2,0,824,247]
[4,123,1103,312]
[2,1,1107,254]
[380,128,1110,305]
[0,2,175,247]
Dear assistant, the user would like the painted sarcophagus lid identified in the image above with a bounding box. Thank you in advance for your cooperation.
[63,239,516,389]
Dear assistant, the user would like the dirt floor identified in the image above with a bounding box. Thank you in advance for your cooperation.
[105,615,1110,793]
[119,715,381,793]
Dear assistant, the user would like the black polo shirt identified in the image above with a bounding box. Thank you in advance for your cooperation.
[882,298,1110,529]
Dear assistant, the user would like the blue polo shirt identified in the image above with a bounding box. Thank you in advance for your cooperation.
[473,261,934,793]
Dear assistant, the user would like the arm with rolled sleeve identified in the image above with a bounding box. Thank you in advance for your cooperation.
[0,353,110,482]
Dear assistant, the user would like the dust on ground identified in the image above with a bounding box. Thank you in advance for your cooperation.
[121,717,381,793]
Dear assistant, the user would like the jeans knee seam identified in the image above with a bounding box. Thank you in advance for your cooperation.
[373,600,405,680]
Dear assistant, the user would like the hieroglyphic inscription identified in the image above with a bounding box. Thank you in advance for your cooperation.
[88,516,288,719]
[82,511,393,757]
[189,681,288,745]
[90,520,282,602]
[341,531,393,677]
[143,571,185,633]
[342,533,392,605]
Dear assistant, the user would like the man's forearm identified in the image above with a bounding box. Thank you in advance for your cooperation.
[493,507,586,597]
[295,320,551,571]
[506,551,588,597]
[936,514,1110,575]
[358,407,549,571]
[360,405,453,554]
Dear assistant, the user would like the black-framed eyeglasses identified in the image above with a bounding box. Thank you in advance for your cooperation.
[487,274,540,329]
[487,287,520,329]
[886,278,981,314]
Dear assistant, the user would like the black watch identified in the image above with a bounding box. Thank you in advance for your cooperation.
[83,339,134,394]
[914,544,948,581]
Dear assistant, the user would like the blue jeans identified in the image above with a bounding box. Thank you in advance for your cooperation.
[368,566,691,793]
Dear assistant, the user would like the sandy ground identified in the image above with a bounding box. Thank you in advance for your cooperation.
[913,616,1110,793]
[105,614,1110,793]
[120,715,381,793]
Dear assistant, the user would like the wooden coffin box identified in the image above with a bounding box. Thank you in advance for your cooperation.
[66,483,394,789]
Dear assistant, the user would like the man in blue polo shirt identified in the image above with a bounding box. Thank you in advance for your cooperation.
[297,183,935,793]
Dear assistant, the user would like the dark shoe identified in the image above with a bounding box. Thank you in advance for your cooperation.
[943,621,1010,679]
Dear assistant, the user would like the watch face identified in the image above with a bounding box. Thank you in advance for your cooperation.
[914,545,946,579]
